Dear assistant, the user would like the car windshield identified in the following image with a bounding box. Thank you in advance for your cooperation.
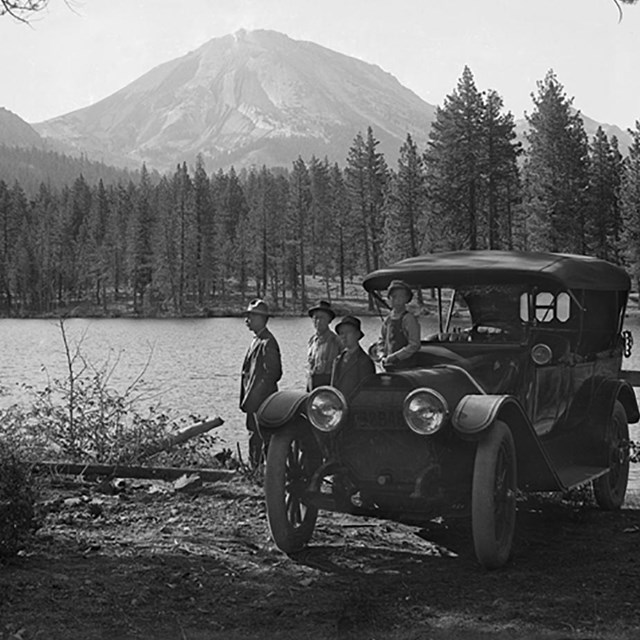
[427,284,526,342]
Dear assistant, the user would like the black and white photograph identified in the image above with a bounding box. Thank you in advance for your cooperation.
[2,1,640,638]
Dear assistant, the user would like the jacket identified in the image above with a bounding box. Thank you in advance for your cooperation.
[240,327,282,414]
[330,345,375,399]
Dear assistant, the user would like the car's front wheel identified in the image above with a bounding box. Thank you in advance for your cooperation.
[471,420,517,569]
[264,424,319,553]
[593,400,629,510]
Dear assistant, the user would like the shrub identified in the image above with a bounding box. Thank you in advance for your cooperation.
[0,319,220,468]
[0,441,37,558]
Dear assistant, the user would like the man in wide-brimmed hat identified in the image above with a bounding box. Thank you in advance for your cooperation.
[377,280,421,370]
[306,299,341,390]
[240,298,282,468]
[331,315,375,399]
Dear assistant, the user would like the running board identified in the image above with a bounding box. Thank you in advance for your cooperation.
[556,465,608,490]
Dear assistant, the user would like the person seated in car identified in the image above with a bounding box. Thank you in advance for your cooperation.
[378,280,421,369]
[331,315,375,399]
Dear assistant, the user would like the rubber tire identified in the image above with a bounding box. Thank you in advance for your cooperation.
[471,420,517,569]
[264,425,318,553]
[593,401,629,510]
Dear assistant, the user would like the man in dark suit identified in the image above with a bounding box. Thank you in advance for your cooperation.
[240,299,282,468]
[331,315,375,399]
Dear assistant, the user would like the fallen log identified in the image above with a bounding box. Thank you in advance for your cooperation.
[139,415,225,460]
[34,461,236,483]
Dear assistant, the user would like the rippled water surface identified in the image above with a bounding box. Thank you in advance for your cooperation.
[0,316,396,456]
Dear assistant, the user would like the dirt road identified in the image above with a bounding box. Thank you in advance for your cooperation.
[1,476,639,639]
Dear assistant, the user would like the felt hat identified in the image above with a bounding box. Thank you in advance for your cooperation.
[245,298,270,317]
[335,315,364,340]
[386,279,413,302]
[307,299,336,320]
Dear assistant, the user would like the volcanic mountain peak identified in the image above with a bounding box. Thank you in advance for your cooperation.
[33,29,436,171]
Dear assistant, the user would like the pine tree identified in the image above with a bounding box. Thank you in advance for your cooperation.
[31,182,59,312]
[384,134,426,263]
[110,183,134,301]
[265,171,289,306]
[0,180,18,313]
[424,67,486,250]
[193,155,215,306]
[521,70,590,253]
[345,127,389,272]
[171,162,195,312]
[288,157,312,308]
[328,163,352,296]
[215,167,249,298]
[153,176,180,311]
[86,179,110,309]
[620,121,640,296]
[9,182,32,312]
[130,165,154,313]
[483,90,521,249]
[586,128,624,261]
[244,166,269,298]
[309,156,335,296]
[69,175,92,299]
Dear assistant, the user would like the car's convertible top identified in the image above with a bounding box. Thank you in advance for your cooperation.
[362,250,631,292]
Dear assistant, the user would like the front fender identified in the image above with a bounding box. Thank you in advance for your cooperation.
[452,394,506,436]
[453,394,562,491]
[257,390,308,429]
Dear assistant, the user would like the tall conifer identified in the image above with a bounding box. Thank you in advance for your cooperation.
[621,122,640,296]
[521,70,590,253]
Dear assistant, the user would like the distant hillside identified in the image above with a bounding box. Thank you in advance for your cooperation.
[0,144,144,195]
[0,107,43,148]
[514,111,633,155]
[33,29,436,172]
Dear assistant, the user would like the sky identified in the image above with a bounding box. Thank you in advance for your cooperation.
[1,0,639,129]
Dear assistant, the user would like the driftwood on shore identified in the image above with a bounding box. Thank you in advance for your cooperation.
[33,415,236,483]
[138,415,225,460]
[34,461,235,483]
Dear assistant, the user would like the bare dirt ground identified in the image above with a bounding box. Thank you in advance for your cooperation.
[2,475,640,640]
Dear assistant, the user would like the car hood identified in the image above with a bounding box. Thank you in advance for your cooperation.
[353,354,522,409]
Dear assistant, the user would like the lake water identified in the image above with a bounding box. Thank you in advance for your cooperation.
[0,316,394,458]
[2,314,640,490]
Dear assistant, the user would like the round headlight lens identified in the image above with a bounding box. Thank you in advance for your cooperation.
[307,386,347,432]
[531,343,553,365]
[403,389,449,435]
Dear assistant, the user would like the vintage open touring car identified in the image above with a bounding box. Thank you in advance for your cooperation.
[256,250,639,568]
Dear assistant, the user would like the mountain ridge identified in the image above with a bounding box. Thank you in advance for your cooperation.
[2,30,633,173]
[32,29,436,171]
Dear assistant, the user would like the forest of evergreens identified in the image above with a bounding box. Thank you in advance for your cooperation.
[2,68,640,317]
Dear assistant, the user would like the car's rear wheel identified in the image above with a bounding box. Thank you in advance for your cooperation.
[471,420,517,569]
[593,400,629,510]
[264,425,318,553]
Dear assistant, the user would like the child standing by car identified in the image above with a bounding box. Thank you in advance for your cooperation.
[378,280,420,369]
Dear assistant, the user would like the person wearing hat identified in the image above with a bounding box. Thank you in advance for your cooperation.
[331,315,375,399]
[306,300,341,390]
[377,280,421,370]
[240,298,282,468]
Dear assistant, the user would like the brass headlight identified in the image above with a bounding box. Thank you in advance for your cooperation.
[403,388,449,435]
[307,386,347,432]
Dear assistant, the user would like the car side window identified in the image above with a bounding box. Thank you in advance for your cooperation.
[520,291,571,323]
